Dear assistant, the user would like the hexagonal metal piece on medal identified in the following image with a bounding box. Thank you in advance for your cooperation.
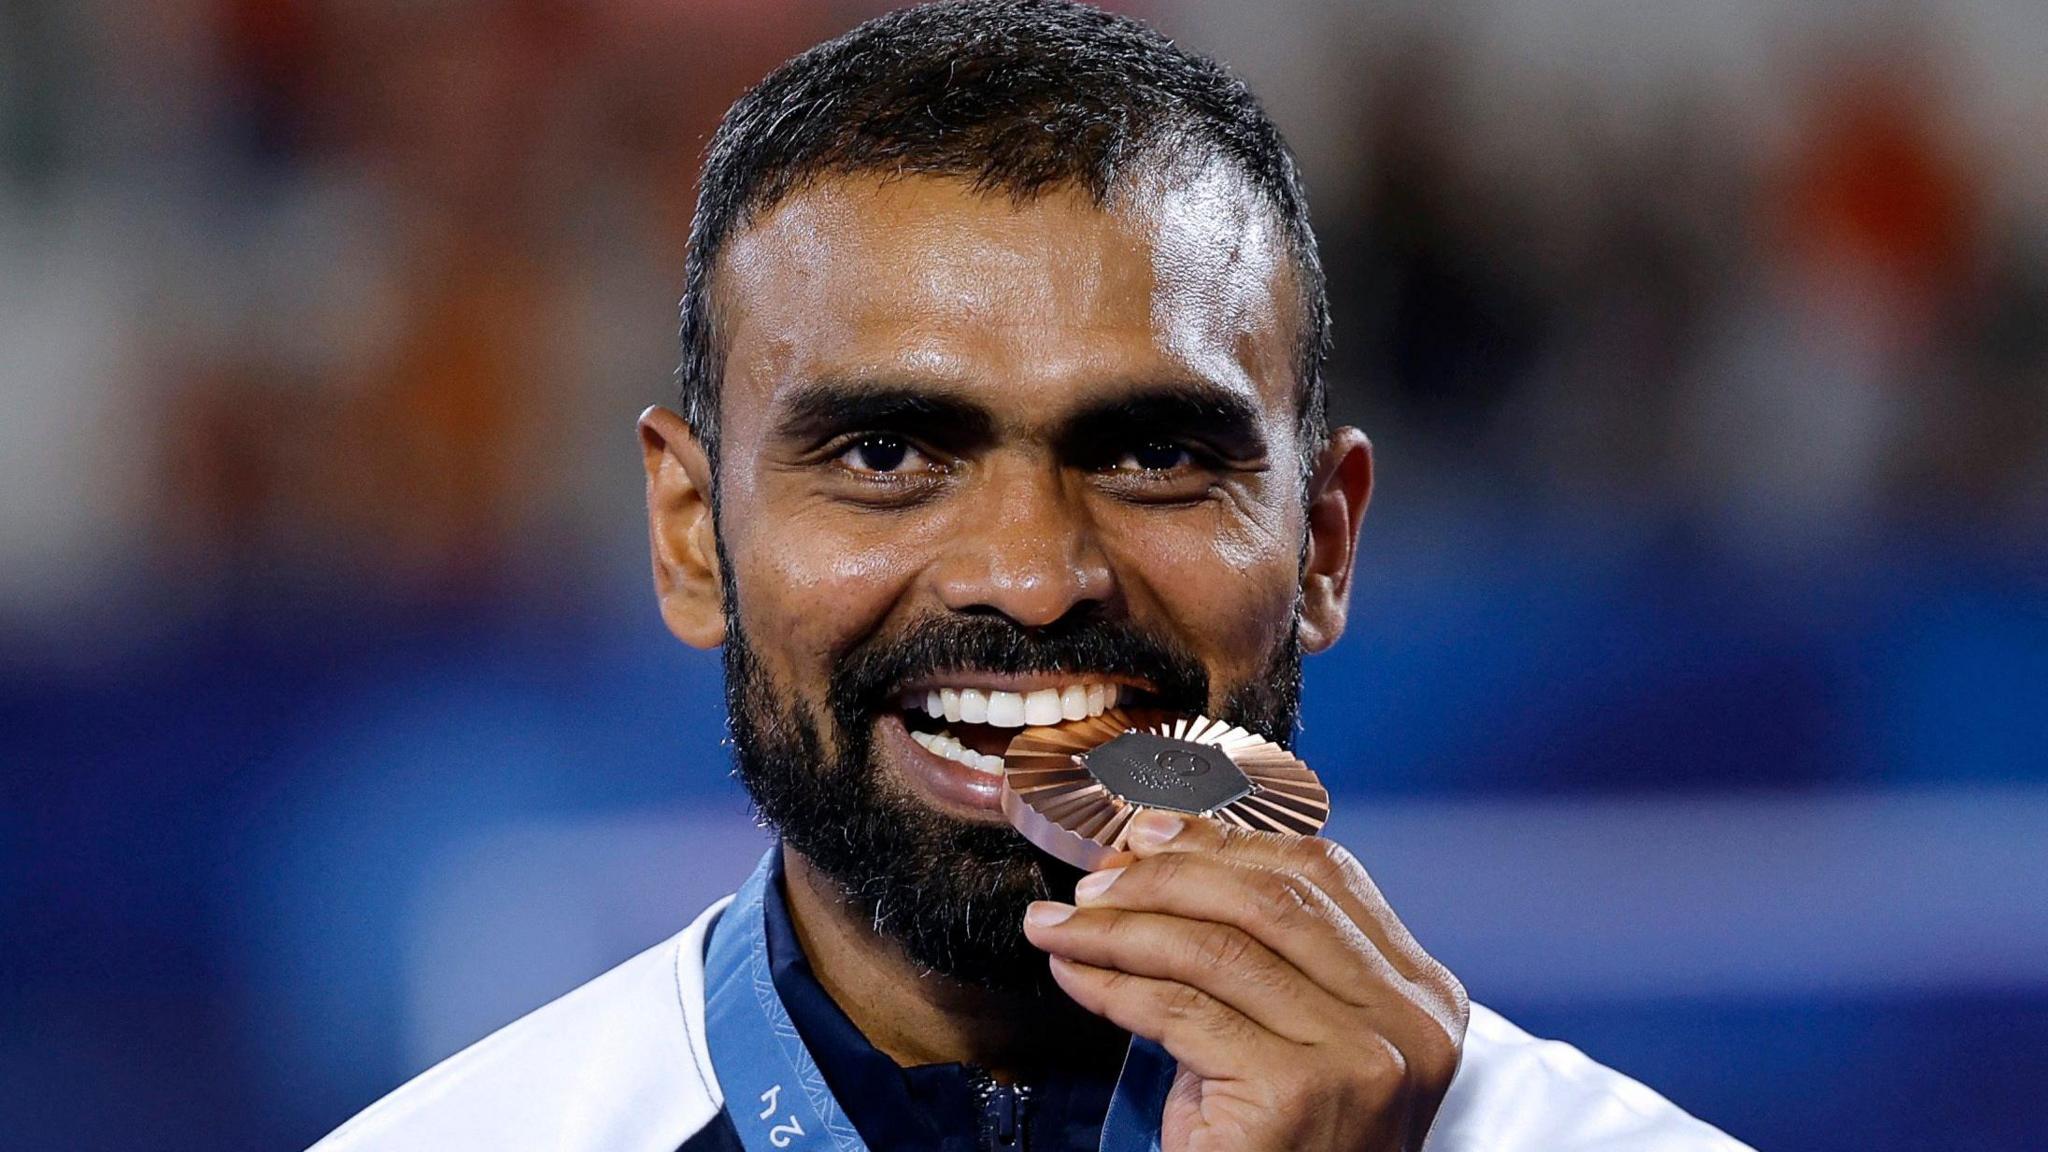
[1000,708,1331,871]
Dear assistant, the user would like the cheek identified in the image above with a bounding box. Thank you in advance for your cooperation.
[1113,507,1302,681]
[725,501,945,679]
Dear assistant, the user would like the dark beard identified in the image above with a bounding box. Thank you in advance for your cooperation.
[722,607,1303,995]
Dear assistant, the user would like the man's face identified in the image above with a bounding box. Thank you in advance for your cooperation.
[643,167,1369,990]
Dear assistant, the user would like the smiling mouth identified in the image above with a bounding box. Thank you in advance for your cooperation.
[896,680,1144,776]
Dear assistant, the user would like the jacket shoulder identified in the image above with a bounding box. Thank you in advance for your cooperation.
[1426,1003,1752,1152]
[310,899,731,1152]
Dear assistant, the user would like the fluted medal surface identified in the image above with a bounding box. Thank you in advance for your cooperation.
[1000,708,1330,870]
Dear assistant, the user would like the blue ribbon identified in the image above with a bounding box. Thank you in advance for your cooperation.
[1099,1037,1173,1152]
[702,848,1175,1152]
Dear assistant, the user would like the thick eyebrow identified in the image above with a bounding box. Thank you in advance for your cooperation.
[769,374,1272,463]
[1055,381,1270,462]
[769,379,998,450]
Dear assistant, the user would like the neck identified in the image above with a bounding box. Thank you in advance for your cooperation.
[780,843,1125,1078]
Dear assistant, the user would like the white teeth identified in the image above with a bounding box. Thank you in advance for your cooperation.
[985,691,1026,728]
[909,681,1127,729]
[1023,688,1063,726]
[912,726,1004,775]
[958,689,988,724]
[1061,684,1090,721]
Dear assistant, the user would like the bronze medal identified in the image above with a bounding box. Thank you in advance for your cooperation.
[1000,708,1330,871]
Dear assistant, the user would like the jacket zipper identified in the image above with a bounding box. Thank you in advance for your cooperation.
[969,1067,1035,1151]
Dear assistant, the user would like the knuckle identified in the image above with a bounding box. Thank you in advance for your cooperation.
[1159,980,1211,1022]
[1189,921,1253,971]
[1099,909,1146,951]
[1097,966,1140,999]
[1399,995,1464,1071]
[1137,852,1188,893]
[1359,1033,1411,1095]
[1410,955,1470,1024]
[1306,838,1360,890]
[1433,961,1471,1022]
[1426,975,1473,1066]
[1266,870,1321,922]
[1315,837,1358,868]
[1414,1025,1463,1083]
[1239,868,1319,944]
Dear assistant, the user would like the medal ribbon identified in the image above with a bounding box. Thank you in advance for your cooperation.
[702,848,1174,1152]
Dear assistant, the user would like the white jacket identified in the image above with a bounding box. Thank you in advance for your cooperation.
[313,897,1754,1152]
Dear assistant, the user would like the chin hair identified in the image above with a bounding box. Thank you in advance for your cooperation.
[717,606,1299,995]
[725,629,1077,995]
[739,736,1080,996]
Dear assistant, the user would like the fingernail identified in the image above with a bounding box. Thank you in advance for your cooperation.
[1025,901,1076,927]
[1073,867,1124,904]
[1128,810,1185,849]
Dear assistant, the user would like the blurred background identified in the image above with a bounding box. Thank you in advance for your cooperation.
[3,0,2044,1148]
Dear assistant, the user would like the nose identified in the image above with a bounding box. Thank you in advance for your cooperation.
[931,456,1116,627]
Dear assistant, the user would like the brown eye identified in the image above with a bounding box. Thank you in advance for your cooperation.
[840,434,922,474]
[1114,441,1193,472]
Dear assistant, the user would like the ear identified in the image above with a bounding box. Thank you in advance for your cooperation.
[1296,427,1373,654]
[639,406,727,649]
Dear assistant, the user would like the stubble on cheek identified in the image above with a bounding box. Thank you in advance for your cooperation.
[1120,513,1304,720]
[720,530,912,760]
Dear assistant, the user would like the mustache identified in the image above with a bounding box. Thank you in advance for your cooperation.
[829,612,1211,721]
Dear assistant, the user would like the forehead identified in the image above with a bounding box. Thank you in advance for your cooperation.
[713,166,1299,431]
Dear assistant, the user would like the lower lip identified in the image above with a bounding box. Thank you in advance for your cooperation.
[876,713,1009,819]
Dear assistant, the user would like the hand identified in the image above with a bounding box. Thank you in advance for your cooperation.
[1022,809,1468,1152]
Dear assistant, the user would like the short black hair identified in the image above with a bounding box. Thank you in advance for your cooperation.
[678,0,1329,476]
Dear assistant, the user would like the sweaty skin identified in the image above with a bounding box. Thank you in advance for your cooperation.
[639,169,1464,1151]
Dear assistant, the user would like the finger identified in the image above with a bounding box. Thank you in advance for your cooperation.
[1069,851,1404,1010]
[1045,955,1296,1081]
[1024,902,1351,1043]
[1123,810,1435,978]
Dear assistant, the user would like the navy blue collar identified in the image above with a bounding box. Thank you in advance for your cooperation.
[760,850,1118,1152]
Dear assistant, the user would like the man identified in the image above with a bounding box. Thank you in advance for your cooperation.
[315,3,1751,1150]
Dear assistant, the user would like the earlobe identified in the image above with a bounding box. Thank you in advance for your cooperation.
[1296,428,1373,654]
[639,406,728,649]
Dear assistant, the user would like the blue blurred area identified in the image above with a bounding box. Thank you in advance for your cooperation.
[1305,509,2048,791]
[1507,993,2048,1152]
[6,518,2044,1149]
